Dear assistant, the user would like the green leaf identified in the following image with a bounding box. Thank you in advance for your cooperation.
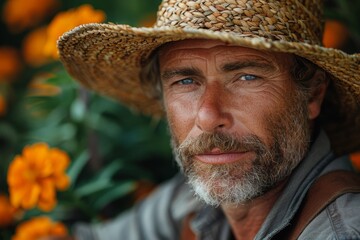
[46,69,78,88]
[97,160,124,180]
[86,112,123,139]
[0,122,18,145]
[21,208,43,220]
[68,151,90,185]
[75,178,113,197]
[70,97,86,122]
[93,181,136,210]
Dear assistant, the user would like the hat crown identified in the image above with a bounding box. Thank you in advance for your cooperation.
[156,0,324,45]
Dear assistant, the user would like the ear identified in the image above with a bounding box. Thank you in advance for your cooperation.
[308,70,328,120]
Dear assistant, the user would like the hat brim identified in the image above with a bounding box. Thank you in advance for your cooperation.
[58,23,360,154]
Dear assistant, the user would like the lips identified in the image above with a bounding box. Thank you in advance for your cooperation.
[194,148,251,164]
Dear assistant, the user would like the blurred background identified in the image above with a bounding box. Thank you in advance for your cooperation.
[0,0,359,239]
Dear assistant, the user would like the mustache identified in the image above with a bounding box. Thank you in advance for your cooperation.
[176,132,268,157]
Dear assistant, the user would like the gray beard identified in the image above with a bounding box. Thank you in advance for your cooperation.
[170,91,310,206]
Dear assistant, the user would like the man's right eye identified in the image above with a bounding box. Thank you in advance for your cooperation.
[176,78,194,85]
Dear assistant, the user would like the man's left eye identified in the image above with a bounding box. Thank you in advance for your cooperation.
[239,74,258,81]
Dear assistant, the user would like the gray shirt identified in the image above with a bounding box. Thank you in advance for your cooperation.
[74,131,360,239]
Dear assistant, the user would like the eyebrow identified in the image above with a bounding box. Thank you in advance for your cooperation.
[221,61,276,72]
[161,67,202,81]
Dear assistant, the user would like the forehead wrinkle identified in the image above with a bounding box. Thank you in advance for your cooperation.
[159,48,210,64]
[220,61,276,73]
[159,48,210,74]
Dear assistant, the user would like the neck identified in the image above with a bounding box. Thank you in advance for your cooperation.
[221,180,287,240]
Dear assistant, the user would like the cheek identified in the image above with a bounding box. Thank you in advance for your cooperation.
[232,85,292,143]
[165,96,196,144]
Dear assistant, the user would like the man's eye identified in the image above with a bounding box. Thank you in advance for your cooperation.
[239,74,258,81]
[176,78,194,85]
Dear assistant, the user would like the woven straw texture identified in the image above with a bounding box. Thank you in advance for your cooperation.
[58,0,360,155]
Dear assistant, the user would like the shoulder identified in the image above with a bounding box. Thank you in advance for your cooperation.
[300,180,360,239]
[136,173,202,220]
[74,174,202,240]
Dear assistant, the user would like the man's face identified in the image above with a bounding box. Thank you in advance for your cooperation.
[159,39,312,205]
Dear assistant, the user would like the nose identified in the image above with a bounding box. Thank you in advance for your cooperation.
[195,84,233,132]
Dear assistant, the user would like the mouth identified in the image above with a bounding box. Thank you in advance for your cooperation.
[194,148,251,165]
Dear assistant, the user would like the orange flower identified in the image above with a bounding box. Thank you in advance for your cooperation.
[44,4,106,59]
[322,20,349,49]
[0,46,22,82]
[3,0,60,32]
[0,94,6,116]
[7,143,71,211]
[350,152,360,171]
[12,216,68,240]
[22,27,51,67]
[0,194,21,227]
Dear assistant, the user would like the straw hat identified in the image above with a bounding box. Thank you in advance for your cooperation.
[57,0,360,155]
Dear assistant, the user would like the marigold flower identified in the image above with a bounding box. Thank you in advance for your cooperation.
[0,194,21,226]
[22,27,51,66]
[0,46,22,82]
[12,216,68,240]
[350,152,360,171]
[7,143,71,211]
[322,20,349,49]
[3,0,60,32]
[44,4,106,59]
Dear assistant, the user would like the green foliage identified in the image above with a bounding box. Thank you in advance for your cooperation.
[0,1,174,237]
[0,64,176,224]
[0,0,358,239]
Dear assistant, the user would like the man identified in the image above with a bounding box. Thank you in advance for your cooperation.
[57,0,360,239]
